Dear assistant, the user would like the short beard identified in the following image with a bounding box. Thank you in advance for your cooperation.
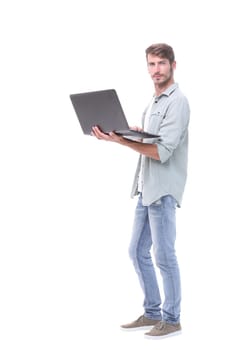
[155,67,174,89]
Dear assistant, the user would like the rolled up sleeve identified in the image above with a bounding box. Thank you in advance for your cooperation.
[157,96,190,163]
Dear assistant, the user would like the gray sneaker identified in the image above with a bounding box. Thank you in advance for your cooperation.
[145,321,182,339]
[120,315,161,331]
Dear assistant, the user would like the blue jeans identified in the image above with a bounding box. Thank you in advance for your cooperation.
[129,194,181,324]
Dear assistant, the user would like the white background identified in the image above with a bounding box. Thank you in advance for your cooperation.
[0,0,233,349]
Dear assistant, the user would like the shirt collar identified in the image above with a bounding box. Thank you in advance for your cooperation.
[154,82,178,99]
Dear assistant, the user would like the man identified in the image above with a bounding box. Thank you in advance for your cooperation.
[92,43,190,339]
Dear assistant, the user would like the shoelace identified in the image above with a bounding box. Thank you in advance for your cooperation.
[155,321,166,330]
[137,315,144,321]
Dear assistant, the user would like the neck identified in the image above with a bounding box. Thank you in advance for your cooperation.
[154,79,174,96]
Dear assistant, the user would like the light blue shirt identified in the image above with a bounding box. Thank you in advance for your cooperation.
[131,83,190,207]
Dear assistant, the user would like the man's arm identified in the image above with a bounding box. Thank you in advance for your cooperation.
[92,126,160,161]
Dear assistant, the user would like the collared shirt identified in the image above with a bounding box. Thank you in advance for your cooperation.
[131,83,190,207]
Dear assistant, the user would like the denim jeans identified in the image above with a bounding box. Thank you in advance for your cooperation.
[129,194,181,324]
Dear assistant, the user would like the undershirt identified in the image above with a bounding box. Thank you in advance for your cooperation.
[138,96,155,192]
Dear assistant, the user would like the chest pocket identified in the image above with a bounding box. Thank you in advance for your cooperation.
[147,111,165,135]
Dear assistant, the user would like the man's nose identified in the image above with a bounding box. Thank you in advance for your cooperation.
[153,64,160,72]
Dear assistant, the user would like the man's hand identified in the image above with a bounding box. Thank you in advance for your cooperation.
[130,126,144,132]
[91,126,159,160]
[91,126,124,144]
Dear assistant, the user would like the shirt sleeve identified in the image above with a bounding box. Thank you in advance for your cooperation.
[157,95,190,163]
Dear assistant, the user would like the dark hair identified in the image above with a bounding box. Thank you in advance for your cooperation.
[145,43,175,64]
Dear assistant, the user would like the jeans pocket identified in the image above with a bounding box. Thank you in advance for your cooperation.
[151,198,162,206]
[162,195,177,209]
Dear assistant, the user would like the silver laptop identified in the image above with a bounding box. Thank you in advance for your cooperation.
[69,89,160,139]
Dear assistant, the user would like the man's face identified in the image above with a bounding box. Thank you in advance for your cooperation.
[147,53,176,88]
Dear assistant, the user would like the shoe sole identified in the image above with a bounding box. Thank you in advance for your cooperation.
[144,330,182,340]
